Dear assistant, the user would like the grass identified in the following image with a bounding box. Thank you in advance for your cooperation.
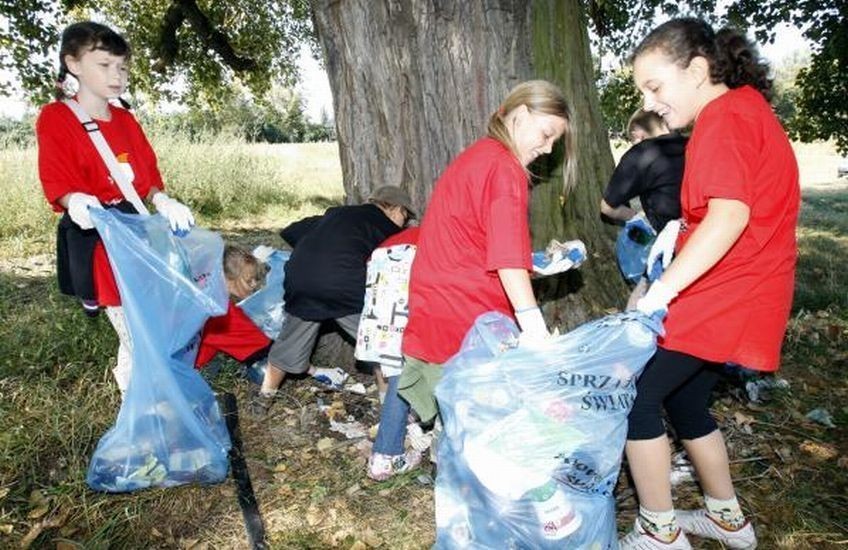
[1,135,846,548]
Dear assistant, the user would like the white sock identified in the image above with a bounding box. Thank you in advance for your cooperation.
[638,506,679,542]
[105,306,133,395]
[704,494,745,529]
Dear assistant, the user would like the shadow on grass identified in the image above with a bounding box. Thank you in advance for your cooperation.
[800,185,848,236]
[796,185,848,312]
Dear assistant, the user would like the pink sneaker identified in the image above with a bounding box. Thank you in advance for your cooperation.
[677,509,757,549]
[367,450,422,481]
[619,519,693,550]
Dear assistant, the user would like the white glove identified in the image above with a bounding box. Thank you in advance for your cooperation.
[647,219,681,272]
[152,192,195,235]
[515,306,550,347]
[636,280,678,317]
[67,192,103,230]
[532,239,587,276]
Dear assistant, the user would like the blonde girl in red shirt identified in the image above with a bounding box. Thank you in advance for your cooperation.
[399,80,574,426]
[621,18,799,549]
[37,22,194,395]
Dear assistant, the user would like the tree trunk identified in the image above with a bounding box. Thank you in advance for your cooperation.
[311,0,627,331]
[527,1,626,329]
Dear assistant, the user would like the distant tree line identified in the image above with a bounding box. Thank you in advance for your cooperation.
[142,88,335,143]
[0,88,334,148]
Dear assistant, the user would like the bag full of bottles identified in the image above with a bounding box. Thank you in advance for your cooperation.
[434,311,662,549]
[86,210,231,492]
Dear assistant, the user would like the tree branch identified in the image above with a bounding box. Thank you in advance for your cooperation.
[153,0,258,73]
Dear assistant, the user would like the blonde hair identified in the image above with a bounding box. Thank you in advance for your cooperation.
[627,108,667,138]
[487,80,576,191]
[223,245,263,300]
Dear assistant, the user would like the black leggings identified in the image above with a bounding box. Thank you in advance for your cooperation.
[628,347,722,441]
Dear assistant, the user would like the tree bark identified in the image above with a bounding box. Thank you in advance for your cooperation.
[311,0,627,330]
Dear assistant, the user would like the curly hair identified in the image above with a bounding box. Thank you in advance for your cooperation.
[631,17,772,102]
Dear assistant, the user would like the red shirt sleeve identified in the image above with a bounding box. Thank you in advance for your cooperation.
[36,104,87,211]
[684,109,758,221]
[483,156,532,272]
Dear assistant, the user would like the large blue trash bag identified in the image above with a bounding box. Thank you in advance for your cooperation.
[86,209,231,492]
[434,311,662,549]
[616,217,656,283]
[237,249,290,339]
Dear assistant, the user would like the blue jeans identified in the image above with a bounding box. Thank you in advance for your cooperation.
[373,375,410,455]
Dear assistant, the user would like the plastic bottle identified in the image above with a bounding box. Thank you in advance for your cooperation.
[523,479,582,540]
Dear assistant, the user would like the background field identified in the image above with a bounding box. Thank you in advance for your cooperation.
[1,135,846,548]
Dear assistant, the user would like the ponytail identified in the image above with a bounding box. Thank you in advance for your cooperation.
[632,18,773,102]
[713,28,772,101]
[55,66,70,100]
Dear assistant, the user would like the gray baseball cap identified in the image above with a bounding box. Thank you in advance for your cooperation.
[368,185,417,219]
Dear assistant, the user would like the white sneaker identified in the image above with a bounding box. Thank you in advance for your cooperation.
[367,450,422,481]
[620,519,693,550]
[677,509,757,549]
[405,423,434,452]
[312,366,349,390]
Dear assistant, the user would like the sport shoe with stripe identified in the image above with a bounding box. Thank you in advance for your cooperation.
[619,518,693,550]
[366,450,422,481]
[677,509,757,549]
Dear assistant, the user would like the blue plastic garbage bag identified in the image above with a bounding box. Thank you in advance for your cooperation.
[86,209,231,492]
[237,249,290,340]
[434,311,662,549]
[616,216,656,283]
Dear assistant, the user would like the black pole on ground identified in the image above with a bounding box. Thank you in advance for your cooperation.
[221,392,267,550]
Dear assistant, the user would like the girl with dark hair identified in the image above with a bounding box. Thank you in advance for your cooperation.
[36,21,195,395]
[620,18,799,550]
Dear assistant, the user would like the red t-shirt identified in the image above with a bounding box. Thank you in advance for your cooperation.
[661,86,800,372]
[402,137,532,364]
[37,101,165,305]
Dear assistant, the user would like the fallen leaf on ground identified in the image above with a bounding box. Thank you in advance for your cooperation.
[775,446,793,462]
[799,440,839,461]
[0,524,12,535]
[733,411,755,426]
[317,437,335,452]
[19,508,69,549]
[360,528,382,547]
[27,490,47,507]
[305,507,323,526]
[27,505,49,520]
